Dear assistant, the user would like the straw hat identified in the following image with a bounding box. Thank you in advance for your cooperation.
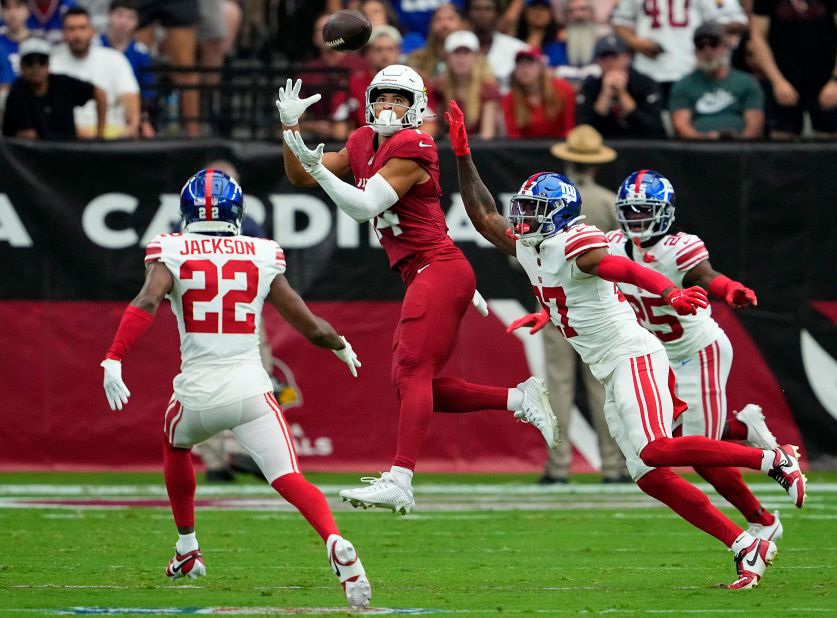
[550,125,617,164]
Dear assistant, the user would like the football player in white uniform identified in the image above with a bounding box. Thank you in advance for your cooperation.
[99,169,371,609]
[446,100,806,589]
[608,169,783,542]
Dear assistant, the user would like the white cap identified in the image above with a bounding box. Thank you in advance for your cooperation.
[18,37,52,58]
[368,24,402,46]
[444,30,480,54]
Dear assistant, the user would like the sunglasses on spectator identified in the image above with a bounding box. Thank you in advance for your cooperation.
[695,39,721,51]
[21,54,49,66]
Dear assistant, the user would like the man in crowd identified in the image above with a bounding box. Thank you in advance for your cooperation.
[2,36,105,138]
[468,0,528,92]
[576,34,665,138]
[670,21,764,140]
[50,6,140,138]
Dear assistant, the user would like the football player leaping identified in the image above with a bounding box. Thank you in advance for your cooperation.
[447,100,806,590]
[606,170,783,542]
[99,169,371,609]
[277,66,560,515]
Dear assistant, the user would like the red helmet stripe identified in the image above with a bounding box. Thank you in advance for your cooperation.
[634,169,649,195]
[204,170,214,221]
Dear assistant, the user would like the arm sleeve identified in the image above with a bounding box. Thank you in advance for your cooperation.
[1,87,33,135]
[310,166,399,222]
[625,77,665,135]
[69,76,96,106]
[674,234,709,272]
[668,79,691,112]
[743,75,765,111]
[113,53,140,95]
[597,254,677,296]
[564,225,609,260]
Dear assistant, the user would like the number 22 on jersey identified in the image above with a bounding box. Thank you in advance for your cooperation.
[180,259,259,334]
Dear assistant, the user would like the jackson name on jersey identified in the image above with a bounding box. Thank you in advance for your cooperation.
[145,232,287,409]
[516,223,662,381]
[607,230,721,360]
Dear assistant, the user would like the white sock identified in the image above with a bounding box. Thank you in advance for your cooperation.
[176,532,199,554]
[507,387,523,411]
[760,449,776,473]
[389,465,414,490]
[730,531,756,556]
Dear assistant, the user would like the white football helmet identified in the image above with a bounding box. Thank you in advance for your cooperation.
[365,64,428,136]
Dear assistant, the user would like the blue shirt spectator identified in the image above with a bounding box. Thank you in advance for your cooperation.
[99,32,152,95]
[26,0,78,44]
[392,0,464,38]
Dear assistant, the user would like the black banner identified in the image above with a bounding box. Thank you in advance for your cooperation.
[0,138,835,459]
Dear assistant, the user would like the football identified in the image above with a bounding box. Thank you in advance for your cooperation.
[322,9,372,52]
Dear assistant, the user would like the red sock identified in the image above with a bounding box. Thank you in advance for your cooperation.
[432,376,508,412]
[723,417,749,440]
[271,473,339,542]
[636,468,742,547]
[640,436,763,470]
[392,366,435,470]
[163,438,196,528]
[695,466,771,524]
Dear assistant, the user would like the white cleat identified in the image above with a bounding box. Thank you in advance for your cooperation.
[327,535,371,609]
[747,510,784,542]
[727,538,778,590]
[767,444,807,509]
[165,548,206,580]
[339,472,415,515]
[736,404,779,449]
[514,377,560,448]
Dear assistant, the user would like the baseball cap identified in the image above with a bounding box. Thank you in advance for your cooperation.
[515,46,542,62]
[368,24,402,46]
[444,30,479,54]
[593,34,628,59]
[693,21,724,44]
[18,37,52,59]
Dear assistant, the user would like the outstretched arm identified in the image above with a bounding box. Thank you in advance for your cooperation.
[684,260,757,308]
[267,274,360,376]
[447,100,516,256]
[577,249,708,316]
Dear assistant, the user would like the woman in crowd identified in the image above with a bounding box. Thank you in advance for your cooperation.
[406,3,465,81]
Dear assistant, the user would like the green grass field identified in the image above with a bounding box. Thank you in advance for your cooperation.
[0,471,834,617]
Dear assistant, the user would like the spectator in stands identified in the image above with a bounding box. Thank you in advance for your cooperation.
[361,0,424,54]
[612,0,747,107]
[749,0,837,140]
[77,0,110,31]
[540,123,629,485]
[576,33,665,138]
[553,0,602,88]
[467,0,528,92]
[392,0,464,41]
[51,7,140,138]
[26,0,77,44]
[406,2,465,81]
[670,21,764,141]
[133,0,201,137]
[433,29,501,139]
[516,0,563,67]
[502,45,575,138]
[2,36,105,138]
[298,11,367,141]
[1,0,31,94]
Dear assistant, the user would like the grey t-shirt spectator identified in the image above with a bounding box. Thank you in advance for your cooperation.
[669,68,765,133]
[2,73,94,138]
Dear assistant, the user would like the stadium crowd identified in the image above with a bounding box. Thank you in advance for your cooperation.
[0,0,835,140]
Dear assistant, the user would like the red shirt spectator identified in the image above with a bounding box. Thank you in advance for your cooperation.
[502,47,576,138]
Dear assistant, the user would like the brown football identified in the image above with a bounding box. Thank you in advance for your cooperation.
[322,9,372,52]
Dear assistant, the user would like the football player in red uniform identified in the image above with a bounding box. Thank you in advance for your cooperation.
[277,66,559,514]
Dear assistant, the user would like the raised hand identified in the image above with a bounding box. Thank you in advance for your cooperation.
[445,100,471,156]
[275,78,322,126]
[507,308,551,335]
[283,130,324,173]
[664,286,709,316]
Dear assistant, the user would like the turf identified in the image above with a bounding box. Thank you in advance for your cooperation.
[0,472,834,617]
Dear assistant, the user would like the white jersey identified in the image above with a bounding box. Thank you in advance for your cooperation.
[612,0,746,83]
[607,230,722,360]
[145,232,286,409]
[516,223,662,381]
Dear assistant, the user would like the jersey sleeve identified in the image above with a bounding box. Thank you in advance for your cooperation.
[565,224,608,260]
[273,241,287,275]
[144,234,164,264]
[386,129,438,168]
[611,0,638,27]
[674,233,709,272]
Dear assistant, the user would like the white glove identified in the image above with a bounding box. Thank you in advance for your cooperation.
[283,129,325,174]
[472,289,489,317]
[275,78,321,126]
[101,359,131,411]
[332,336,361,378]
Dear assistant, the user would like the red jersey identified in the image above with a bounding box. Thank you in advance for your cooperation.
[346,126,462,281]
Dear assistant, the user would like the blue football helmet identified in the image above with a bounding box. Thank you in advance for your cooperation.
[615,170,675,242]
[180,168,245,235]
[509,172,582,246]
